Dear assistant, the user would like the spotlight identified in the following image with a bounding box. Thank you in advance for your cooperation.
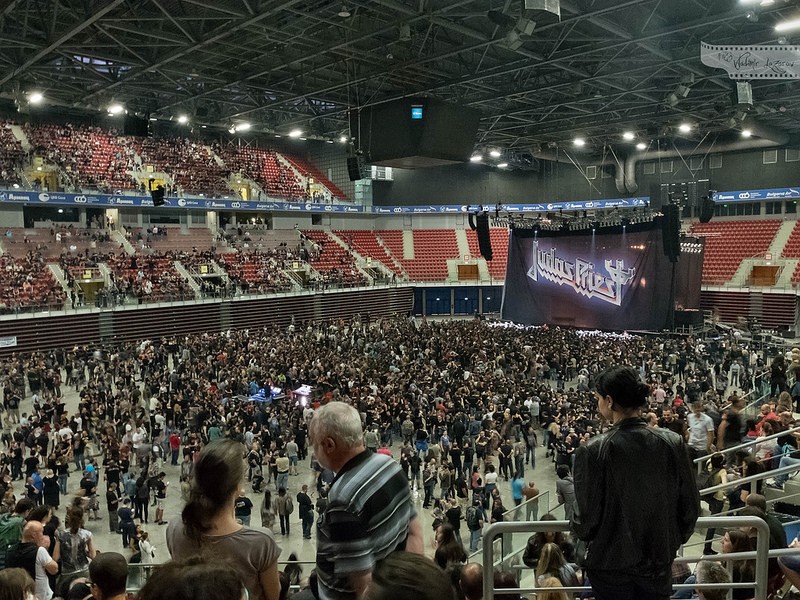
[177,115,189,124]
[497,162,508,168]
[622,131,635,141]
[470,154,483,163]
[337,4,351,17]
[288,129,303,138]
[573,137,586,147]
[234,123,251,132]
[776,18,800,32]
[339,135,348,143]
[107,103,124,115]
[490,149,502,158]
[636,142,648,150]
[678,123,692,133]
[741,129,752,138]
[28,92,43,104]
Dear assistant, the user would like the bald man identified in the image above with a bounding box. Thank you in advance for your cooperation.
[7,521,58,600]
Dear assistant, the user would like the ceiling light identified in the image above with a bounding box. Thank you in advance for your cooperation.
[497,162,508,168]
[470,154,483,163]
[234,123,251,132]
[489,149,501,158]
[741,129,753,138]
[337,4,351,17]
[326,140,334,144]
[177,115,189,124]
[28,92,43,104]
[149,117,157,121]
[228,125,236,134]
[678,123,692,133]
[776,18,800,32]
[288,129,303,138]
[339,135,348,143]
[636,142,648,150]
[201,125,207,128]
[761,0,774,5]
[573,137,586,147]
[622,131,635,141]
[107,103,124,115]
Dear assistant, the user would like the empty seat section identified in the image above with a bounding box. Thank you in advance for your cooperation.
[333,230,404,277]
[689,220,781,285]
[302,231,367,285]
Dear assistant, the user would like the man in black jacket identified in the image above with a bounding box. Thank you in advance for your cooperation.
[297,484,314,539]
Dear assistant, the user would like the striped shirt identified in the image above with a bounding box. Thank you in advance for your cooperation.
[316,450,415,600]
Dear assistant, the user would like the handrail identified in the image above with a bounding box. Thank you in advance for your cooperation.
[481,517,771,600]
[694,425,800,470]
[699,461,800,496]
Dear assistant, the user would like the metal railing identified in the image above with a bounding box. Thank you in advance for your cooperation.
[481,516,771,600]
[694,425,800,473]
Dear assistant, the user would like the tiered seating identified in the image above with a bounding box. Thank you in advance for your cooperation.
[135,137,229,196]
[216,250,293,294]
[465,228,509,280]
[302,230,367,286]
[776,221,800,283]
[402,229,459,281]
[223,226,300,252]
[215,145,305,199]
[333,230,404,278]
[128,227,214,253]
[0,121,24,187]
[690,220,781,284]
[280,153,347,201]
[106,253,194,302]
[23,123,137,191]
[0,252,65,313]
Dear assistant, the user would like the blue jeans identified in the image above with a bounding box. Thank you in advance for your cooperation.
[775,455,800,485]
[469,528,481,552]
[276,472,289,491]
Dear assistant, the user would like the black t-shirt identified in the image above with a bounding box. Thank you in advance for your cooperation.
[234,496,253,517]
[80,477,97,496]
[154,479,167,499]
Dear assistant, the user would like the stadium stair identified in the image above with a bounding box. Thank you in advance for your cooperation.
[770,221,796,256]
[47,263,72,297]
[10,124,31,151]
[455,230,470,257]
[172,261,203,296]
[112,231,136,255]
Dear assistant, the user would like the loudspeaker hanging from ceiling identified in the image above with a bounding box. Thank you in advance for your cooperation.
[476,212,493,261]
[699,192,716,224]
[661,204,681,263]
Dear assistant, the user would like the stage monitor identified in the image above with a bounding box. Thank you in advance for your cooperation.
[501,223,703,331]
[348,98,481,169]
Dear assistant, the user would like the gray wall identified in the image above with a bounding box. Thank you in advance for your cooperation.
[371,146,800,206]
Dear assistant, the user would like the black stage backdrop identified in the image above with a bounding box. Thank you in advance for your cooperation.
[501,223,704,330]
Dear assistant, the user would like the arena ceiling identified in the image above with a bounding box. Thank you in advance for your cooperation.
[1,0,800,152]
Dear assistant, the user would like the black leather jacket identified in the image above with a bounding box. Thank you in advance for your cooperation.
[572,418,700,576]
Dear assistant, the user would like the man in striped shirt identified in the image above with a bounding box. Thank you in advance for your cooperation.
[310,402,423,600]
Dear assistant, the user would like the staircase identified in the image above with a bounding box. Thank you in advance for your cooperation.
[48,263,72,296]
[173,261,202,296]
[207,145,225,168]
[455,230,470,258]
[9,125,31,152]
[98,263,113,286]
[402,230,414,259]
[281,269,305,291]
[770,220,795,256]
[113,231,136,255]
[376,237,408,280]
[276,154,307,188]
[776,259,800,286]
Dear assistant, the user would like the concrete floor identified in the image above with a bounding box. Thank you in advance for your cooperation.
[20,382,562,574]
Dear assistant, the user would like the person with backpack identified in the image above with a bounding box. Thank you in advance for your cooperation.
[272,487,293,536]
[0,498,33,570]
[465,499,485,552]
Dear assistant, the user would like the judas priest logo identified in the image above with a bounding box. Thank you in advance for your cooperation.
[527,241,636,306]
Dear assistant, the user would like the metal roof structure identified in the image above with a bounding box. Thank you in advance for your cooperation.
[1,0,799,151]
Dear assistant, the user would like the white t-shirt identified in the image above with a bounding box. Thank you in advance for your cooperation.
[687,412,715,451]
[485,472,498,486]
[35,546,54,600]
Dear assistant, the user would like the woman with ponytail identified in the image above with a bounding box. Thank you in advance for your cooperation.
[571,366,700,600]
[166,439,282,600]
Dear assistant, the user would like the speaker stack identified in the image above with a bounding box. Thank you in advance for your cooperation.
[476,212,493,261]
[661,203,681,262]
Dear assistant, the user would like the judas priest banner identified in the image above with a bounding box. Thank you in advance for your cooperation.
[501,225,703,330]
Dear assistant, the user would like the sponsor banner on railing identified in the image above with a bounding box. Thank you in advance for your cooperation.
[3,186,799,213]
[700,42,800,80]
[714,187,800,202]
[372,197,650,214]
[0,336,17,348]
[0,190,367,213]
